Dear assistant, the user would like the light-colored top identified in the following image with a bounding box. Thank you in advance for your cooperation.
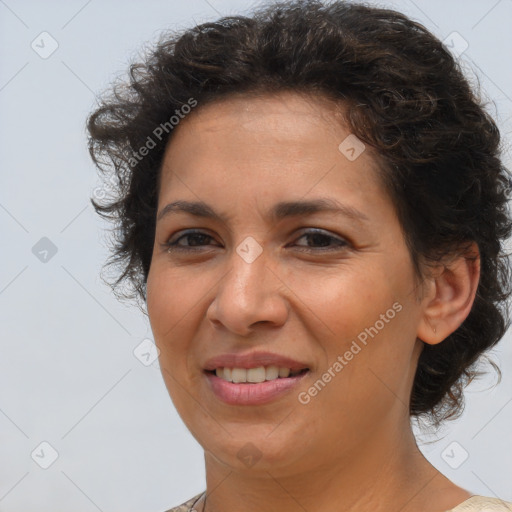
[163,492,512,512]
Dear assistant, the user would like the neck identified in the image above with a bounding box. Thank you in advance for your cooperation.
[199,417,471,512]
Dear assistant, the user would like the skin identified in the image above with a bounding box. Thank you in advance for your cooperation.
[146,91,480,512]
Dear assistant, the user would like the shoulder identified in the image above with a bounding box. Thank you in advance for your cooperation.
[448,495,512,511]
[161,491,205,512]
[161,493,512,512]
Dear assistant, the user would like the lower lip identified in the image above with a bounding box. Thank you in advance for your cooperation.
[204,371,309,405]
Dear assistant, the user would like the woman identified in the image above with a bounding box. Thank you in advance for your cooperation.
[86,1,512,511]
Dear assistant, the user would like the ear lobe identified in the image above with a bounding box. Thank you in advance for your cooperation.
[417,242,480,345]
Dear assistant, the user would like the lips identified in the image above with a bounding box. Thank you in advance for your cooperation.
[203,351,310,373]
[202,351,312,405]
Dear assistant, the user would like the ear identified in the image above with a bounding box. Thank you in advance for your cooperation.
[416,242,480,345]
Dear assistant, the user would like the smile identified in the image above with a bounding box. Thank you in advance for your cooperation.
[209,366,309,383]
[204,367,310,405]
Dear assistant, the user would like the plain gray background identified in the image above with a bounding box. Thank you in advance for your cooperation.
[0,0,511,511]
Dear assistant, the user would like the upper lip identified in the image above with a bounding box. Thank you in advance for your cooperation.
[203,351,310,372]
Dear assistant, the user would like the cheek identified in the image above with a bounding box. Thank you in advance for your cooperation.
[281,263,392,342]
[147,267,203,405]
[288,263,414,389]
[147,264,199,337]
[146,266,200,376]
[317,299,417,427]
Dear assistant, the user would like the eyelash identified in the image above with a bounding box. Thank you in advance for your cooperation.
[162,229,349,253]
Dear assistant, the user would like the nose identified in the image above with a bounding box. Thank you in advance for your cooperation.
[206,242,289,336]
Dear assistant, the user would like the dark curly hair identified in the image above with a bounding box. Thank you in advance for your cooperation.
[86,0,512,426]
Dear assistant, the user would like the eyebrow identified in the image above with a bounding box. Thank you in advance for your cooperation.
[156,198,369,224]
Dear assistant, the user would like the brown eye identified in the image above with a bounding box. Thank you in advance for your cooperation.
[163,230,219,252]
[292,229,349,252]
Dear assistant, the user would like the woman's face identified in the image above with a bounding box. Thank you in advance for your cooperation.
[146,91,429,475]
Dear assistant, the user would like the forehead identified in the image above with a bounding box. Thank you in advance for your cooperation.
[177,91,346,136]
[154,91,405,257]
[158,90,381,196]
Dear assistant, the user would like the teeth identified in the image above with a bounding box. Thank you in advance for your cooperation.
[278,367,290,378]
[232,368,247,383]
[266,365,279,380]
[214,365,304,383]
[247,367,266,383]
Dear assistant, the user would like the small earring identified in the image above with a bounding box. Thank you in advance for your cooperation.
[433,326,437,334]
